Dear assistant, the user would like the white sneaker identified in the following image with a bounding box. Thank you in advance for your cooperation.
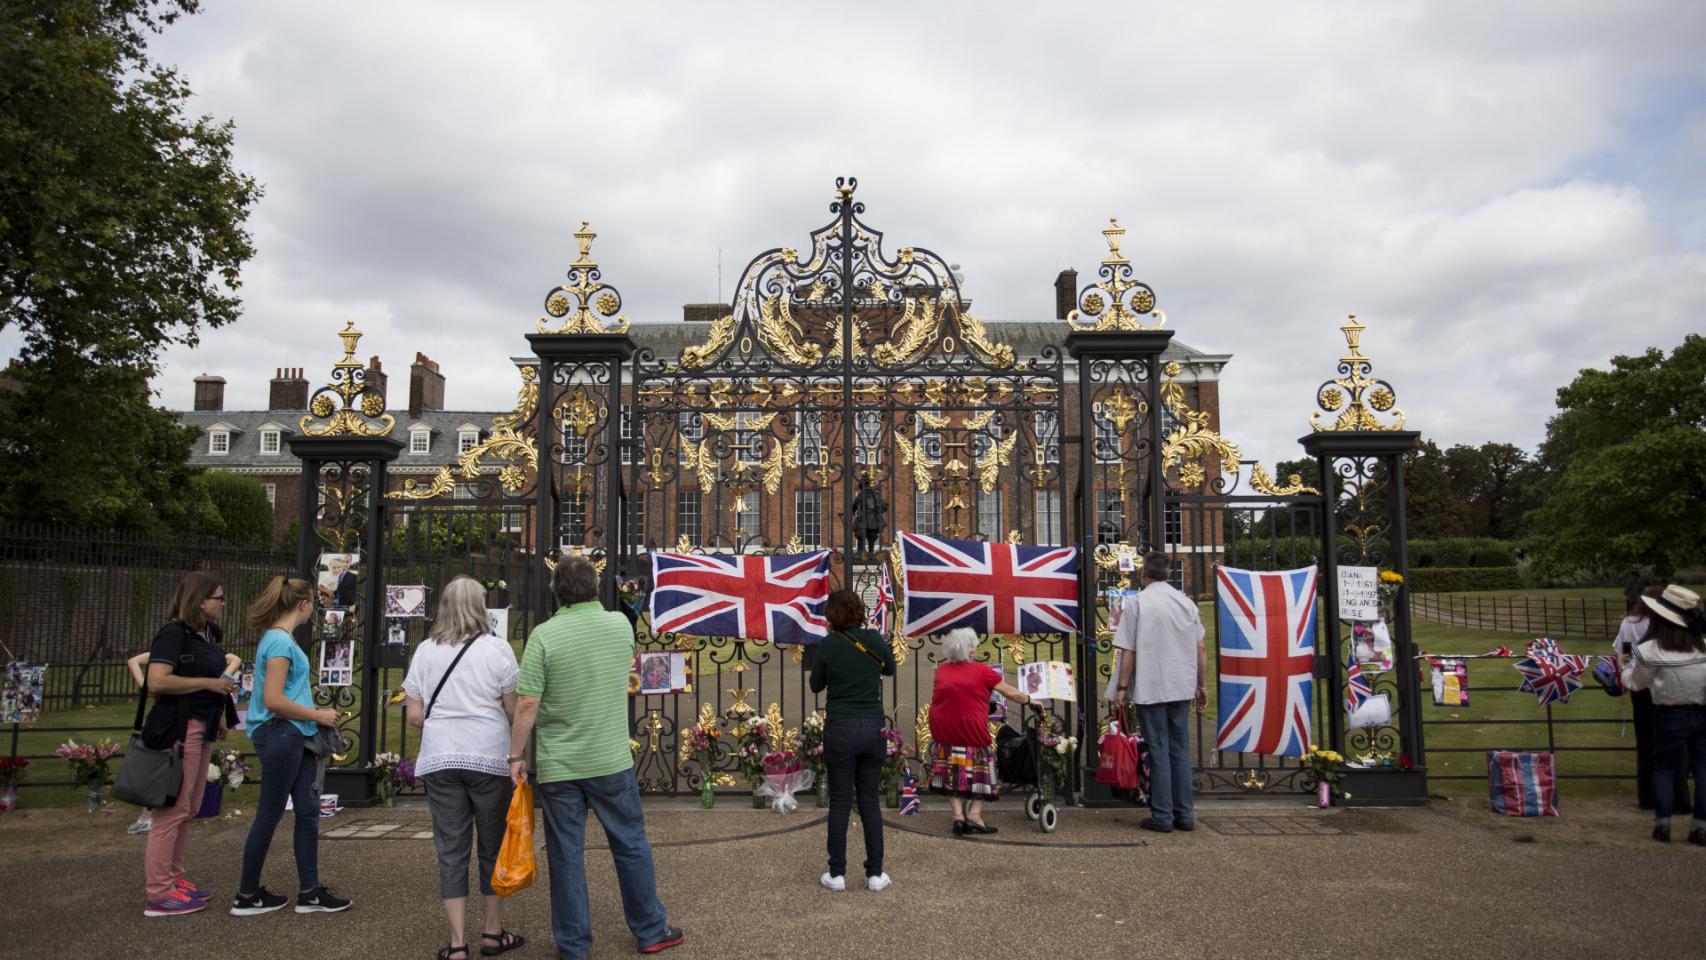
[819,872,845,892]
[127,815,153,835]
[866,873,893,892]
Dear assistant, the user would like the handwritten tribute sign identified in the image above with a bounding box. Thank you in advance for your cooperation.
[1337,565,1382,621]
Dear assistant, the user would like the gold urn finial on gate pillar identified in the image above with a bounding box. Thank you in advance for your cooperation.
[537,220,631,335]
[1066,217,1163,332]
[299,320,395,438]
[1310,313,1407,432]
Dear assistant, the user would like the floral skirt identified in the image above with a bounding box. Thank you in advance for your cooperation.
[929,742,999,800]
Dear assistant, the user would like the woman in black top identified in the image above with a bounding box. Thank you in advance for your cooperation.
[141,572,239,917]
[808,589,895,892]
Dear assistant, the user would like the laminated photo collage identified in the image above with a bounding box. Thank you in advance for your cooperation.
[2,660,46,724]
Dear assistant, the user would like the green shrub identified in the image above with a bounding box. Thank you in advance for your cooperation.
[1409,566,1523,592]
[1409,537,1518,568]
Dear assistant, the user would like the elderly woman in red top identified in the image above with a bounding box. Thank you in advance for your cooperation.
[927,627,1039,836]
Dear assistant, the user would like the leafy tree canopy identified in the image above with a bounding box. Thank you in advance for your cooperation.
[2,0,260,366]
[1523,335,1706,578]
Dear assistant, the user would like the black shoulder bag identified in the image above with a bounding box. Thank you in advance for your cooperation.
[111,669,185,808]
[424,637,479,721]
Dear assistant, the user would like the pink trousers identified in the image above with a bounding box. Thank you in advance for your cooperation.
[144,719,212,901]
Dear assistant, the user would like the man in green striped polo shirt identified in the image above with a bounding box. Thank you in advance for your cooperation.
[508,556,683,958]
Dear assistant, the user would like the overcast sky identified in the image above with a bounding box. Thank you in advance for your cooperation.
[17,1,1706,469]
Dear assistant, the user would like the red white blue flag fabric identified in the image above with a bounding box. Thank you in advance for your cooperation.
[1344,646,1372,714]
[1513,638,1588,707]
[873,564,895,637]
[1214,565,1318,758]
[648,550,831,645]
[898,532,1080,637]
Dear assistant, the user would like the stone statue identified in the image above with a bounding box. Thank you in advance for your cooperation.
[850,474,887,554]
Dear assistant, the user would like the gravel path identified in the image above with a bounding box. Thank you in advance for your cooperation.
[5,796,1704,959]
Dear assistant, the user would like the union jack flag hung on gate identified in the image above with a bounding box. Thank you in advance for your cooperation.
[1344,646,1372,714]
[648,550,832,646]
[1214,565,1318,758]
[1513,638,1588,708]
[898,532,1080,637]
[873,563,895,637]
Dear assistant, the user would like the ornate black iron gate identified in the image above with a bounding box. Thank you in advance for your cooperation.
[289,180,1426,805]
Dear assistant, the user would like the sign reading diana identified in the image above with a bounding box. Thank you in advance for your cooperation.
[1337,565,1381,621]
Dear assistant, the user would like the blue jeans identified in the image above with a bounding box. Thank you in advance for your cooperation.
[1652,705,1706,826]
[1137,700,1194,828]
[824,717,885,878]
[537,769,669,959]
[239,719,320,894]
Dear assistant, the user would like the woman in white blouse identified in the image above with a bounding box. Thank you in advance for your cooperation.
[404,577,524,960]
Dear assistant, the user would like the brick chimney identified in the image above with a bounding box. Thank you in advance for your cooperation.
[1054,269,1078,320]
[193,374,226,412]
[682,304,727,323]
[409,353,445,418]
[269,367,309,410]
[365,356,387,407]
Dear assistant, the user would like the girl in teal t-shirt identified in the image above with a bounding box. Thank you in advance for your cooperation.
[233,576,351,916]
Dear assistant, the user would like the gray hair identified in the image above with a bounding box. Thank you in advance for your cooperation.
[552,554,600,607]
[429,576,489,644]
[1142,551,1171,583]
[940,627,980,663]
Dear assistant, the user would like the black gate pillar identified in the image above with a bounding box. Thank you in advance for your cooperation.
[526,221,638,617]
[289,321,405,805]
[1062,218,1173,802]
[1299,314,1424,804]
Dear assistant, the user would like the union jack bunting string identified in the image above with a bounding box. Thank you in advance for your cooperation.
[898,531,1080,637]
[873,564,895,637]
[648,550,832,646]
[1214,565,1318,759]
[1344,645,1372,713]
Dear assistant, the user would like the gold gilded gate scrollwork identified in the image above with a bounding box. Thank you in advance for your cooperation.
[388,366,540,501]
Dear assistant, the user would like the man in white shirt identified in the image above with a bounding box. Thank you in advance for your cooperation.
[1114,552,1206,833]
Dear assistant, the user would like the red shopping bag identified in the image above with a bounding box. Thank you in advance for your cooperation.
[1096,715,1142,791]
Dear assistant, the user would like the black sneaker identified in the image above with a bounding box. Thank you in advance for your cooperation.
[230,887,288,917]
[638,925,685,954]
[295,885,352,914]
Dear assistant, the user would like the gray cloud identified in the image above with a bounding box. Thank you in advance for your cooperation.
[8,1,1702,472]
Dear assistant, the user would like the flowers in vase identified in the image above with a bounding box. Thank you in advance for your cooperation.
[368,752,405,805]
[56,738,119,789]
[207,748,251,790]
[880,726,907,784]
[682,717,722,780]
[734,717,773,786]
[1302,747,1350,800]
[792,711,826,779]
[0,756,28,788]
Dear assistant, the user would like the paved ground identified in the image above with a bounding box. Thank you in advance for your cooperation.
[4,795,1704,959]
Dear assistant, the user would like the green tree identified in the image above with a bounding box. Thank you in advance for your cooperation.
[2,0,260,365]
[194,470,273,546]
[0,1,259,528]
[1523,335,1706,578]
[1403,439,1475,539]
[0,356,204,530]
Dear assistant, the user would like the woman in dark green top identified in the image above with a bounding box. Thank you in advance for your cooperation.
[808,589,895,892]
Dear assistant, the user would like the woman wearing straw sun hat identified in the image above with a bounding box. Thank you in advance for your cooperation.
[1620,584,1706,845]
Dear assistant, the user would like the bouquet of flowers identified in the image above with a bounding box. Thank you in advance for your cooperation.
[0,756,28,788]
[207,747,251,790]
[792,711,826,779]
[734,717,773,786]
[755,750,813,813]
[368,752,405,806]
[618,578,645,606]
[1378,570,1403,619]
[1035,715,1078,792]
[57,738,119,789]
[880,726,907,784]
[1301,747,1351,802]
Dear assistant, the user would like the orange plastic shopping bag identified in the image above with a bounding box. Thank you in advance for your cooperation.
[490,781,536,896]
